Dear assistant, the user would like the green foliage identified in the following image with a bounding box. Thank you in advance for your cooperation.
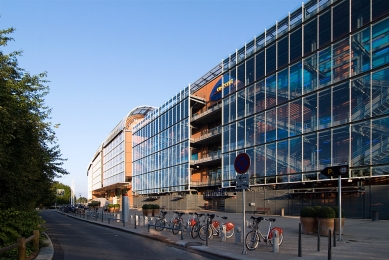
[0,26,69,210]
[313,206,322,213]
[114,204,120,208]
[317,206,336,218]
[142,204,151,209]
[331,206,344,218]
[0,208,45,258]
[107,204,114,208]
[88,201,100,207]
[151,204,160,209]
[300,206,317,217]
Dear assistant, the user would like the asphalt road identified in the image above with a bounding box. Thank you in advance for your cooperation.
[40,210,225,260]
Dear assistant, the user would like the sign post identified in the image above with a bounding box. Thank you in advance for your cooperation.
[234,153,250,255]
[320,165,348,242]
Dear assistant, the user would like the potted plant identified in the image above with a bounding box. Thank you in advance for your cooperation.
[107,204,114,213]
[332,206,345,235]
[300,206,317,234]
[114,203,120,213]
[88,201,100,210]
[151,204,160,216]
[317,206,335,236]
[142,204,152,216]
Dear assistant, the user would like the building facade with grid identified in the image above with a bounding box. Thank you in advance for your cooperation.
[90,0,389,219]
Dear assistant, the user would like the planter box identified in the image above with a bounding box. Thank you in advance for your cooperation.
[300,217,317,235]
[317,218,334,236]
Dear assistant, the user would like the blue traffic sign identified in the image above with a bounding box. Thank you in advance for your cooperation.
[234,153,251,174]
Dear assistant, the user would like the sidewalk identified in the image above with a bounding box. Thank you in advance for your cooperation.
[39,209,389,260]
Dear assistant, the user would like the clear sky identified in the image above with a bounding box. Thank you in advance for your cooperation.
[1,0,303,198]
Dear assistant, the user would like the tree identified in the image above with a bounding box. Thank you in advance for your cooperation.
[0,26,69,210]
[77,197,88,204]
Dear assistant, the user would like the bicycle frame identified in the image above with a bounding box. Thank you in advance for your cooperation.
[245,216,283,250]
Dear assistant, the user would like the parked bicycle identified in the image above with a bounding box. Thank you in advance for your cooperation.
[86,209,98,220]
[198,214,234,240]
[190,212,206,239]
[154,210,169,231]
[245,216,283,250]
[172,212,187,235]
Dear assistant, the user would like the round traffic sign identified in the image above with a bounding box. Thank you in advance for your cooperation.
[234,153,250,174]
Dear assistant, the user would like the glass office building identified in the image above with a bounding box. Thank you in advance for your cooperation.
[90,0,389,218]
[221,0,389,187]
[132,88,190,194]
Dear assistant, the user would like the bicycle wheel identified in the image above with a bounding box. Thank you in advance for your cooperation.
[172,222,182,235]
[155,219,165,231]
[245,231,259,250]
[191,223,200,239]
[90,212,98,220]
[226,227,234,238]
[199,225,212,241]
[269,233,283,246]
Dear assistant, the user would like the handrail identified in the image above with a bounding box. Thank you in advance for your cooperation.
[0,230,39,260]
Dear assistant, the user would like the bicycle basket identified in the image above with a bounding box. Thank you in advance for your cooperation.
[268,227,283,239]
[190,219,197,226]
[226,222,235,231]
[212,221,220,228]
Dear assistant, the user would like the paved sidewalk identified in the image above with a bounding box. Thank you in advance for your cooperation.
[38,209,389,260]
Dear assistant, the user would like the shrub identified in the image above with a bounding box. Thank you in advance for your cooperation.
[142,204,151,210]
[151,204,160,209]
[114,204,120,208]
[88,201,100,207]
[0,208,45,259]
[313,206,322,213]
[331,206,344,218]
[107,204,114,208]
[317,206,336,218]
[300,206,317,217]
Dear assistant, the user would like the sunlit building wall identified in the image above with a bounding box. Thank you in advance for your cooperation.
[220,0,389,187]
[132,88,190,194]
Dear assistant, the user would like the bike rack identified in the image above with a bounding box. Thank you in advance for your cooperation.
[108,217,125,227]
[147,223,185,240]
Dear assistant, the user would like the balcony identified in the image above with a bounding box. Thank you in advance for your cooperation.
[191,150,222,167]
[191,179,222,187]
[191,102,222,124]
[191,126,221,145]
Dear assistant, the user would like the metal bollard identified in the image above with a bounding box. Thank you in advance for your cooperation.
[235,227,242,245]
[135,214,138,229]
[272,230,279,253]
[145,216,149,226]
[328,229,332,260]
[317,221,321,251]
[298,223,302,257]
[187,225,191,236]
[221,225,226,242]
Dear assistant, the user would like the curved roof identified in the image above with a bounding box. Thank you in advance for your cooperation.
[103,105,156,146]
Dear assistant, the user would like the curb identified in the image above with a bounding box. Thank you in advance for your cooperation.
[35,232,53,260]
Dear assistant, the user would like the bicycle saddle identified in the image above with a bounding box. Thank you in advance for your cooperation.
[177,212,185,217]
[221,216,228,220]
[161,210,168,215]
[251,216,264,222]
[266,218,276,222]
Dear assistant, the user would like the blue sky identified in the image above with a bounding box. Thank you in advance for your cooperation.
[1,0,303,198]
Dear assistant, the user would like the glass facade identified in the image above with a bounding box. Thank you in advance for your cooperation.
[103,131,125,186]
[221,0,389,188]
[132,88,190,194]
